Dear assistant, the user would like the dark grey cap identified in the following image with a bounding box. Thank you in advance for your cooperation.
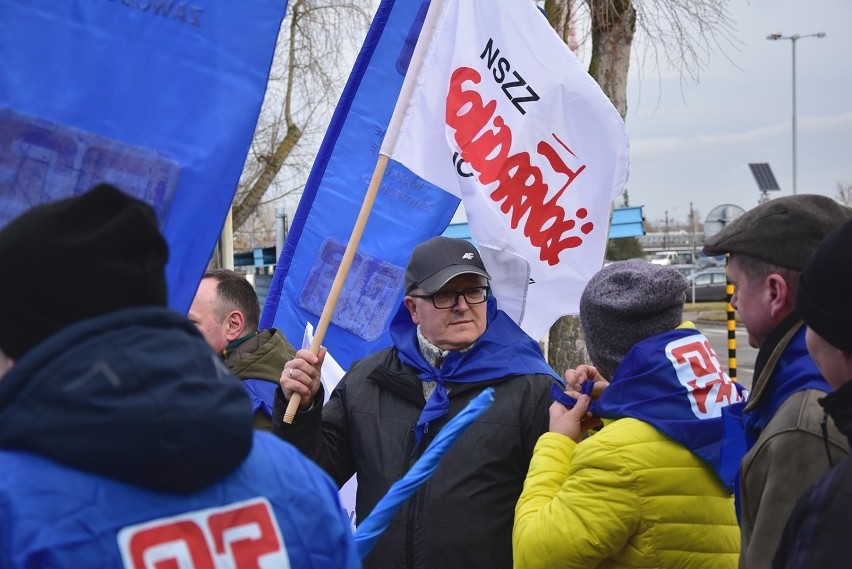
[405,236,490,294]
[703,195,852,270]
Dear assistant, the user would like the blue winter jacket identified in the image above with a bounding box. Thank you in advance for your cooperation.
[0,307,358,568]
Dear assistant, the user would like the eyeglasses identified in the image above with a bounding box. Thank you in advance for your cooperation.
[410,286,490,309]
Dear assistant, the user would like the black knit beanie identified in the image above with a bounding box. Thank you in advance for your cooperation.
[797,218,852,352]
[0,184,168,360]
[580,260,688,380]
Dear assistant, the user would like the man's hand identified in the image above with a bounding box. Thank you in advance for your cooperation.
[564,364,609,399]
[548,392,594,442]
[280,347,326,409]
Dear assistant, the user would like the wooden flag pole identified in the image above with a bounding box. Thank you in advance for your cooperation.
[283,0,442,423]
[283,154,390,423]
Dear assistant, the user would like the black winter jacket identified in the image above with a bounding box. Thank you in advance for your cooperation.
[773,379,852,568]
[273,346,554,569]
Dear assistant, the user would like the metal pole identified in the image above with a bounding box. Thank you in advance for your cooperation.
[791,36,798,195]
[275,206,287,259]
[690,202,696,304]
[221,207,234,270]
[767,32,825,195]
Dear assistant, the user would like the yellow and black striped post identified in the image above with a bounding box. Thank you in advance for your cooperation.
[725,255,737,381]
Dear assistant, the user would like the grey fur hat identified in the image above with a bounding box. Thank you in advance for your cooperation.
[580,260,688,380]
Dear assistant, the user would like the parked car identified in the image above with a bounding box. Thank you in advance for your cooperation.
[686,268,729,302]
[650,250,693,266]
[695,253,727,269]
[671,264,696,279]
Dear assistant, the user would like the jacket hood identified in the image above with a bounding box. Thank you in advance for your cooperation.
[225,328,295,383]
[0,307,253,493]
[820,380,852,444]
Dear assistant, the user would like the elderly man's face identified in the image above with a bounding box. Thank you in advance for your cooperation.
[727,256,775,349]
[404,274,488,351]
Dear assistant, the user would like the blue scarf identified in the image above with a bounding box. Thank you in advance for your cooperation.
[590,327,749,491]
[742,325,830,448]
[390,298,559,442]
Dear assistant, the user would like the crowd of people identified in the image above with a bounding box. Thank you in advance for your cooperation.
[1,184,850,568]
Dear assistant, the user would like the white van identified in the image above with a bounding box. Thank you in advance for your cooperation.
[650,251,680,266]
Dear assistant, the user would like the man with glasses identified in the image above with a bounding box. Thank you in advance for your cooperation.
[274,236,559,569]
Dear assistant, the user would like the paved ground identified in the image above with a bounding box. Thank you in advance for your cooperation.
[697,321,756,390]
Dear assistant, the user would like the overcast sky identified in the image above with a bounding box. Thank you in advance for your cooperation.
[623,0,852,227]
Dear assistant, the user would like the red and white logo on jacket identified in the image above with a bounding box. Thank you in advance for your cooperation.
[117,497,290,568]
[666,334,746,419]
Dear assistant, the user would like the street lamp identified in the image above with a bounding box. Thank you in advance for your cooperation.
[766,31,826,195]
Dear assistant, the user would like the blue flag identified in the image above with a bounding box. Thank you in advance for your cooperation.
[0,1,288,312]
[260,0,461,369]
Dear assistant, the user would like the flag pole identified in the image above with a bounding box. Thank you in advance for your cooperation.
[283,0,444,423]
[283,153,390,423]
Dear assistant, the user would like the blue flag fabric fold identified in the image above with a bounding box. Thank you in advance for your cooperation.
[390,298,559,442]
[591,328,749,491]
[260,0,461,370]
[550,380,594,408]
[0,1,289,312]
[740,326,829,448]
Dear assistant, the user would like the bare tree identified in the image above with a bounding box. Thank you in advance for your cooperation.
[545,0,737,375]
[232,0,371,246]
[837,181,852,208]
[230,0,739,370]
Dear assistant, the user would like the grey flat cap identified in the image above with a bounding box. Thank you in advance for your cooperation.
[703,195,852,270]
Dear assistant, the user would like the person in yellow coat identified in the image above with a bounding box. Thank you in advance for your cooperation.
[514,260,747,568]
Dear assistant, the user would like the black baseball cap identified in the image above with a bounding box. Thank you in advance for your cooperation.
[405,236,491,294]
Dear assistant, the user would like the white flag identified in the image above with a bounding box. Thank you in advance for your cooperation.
[381,0,629,341]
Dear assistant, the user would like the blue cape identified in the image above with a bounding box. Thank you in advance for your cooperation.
[591,328,749,491]
[390,298,558,441]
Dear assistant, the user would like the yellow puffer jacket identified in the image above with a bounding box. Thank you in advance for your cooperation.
[514,418,739,568]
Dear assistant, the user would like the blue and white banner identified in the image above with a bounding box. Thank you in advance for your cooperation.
[381,0,629,341]
[0,1,288,311]
[260,0,460,370]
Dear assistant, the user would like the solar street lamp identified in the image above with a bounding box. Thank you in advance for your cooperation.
[766,32,826,195]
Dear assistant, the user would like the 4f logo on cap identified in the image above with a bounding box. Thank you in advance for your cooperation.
[117,498,289,568]
[462,252,475,260]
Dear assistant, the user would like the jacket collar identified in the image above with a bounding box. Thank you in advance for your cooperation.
[820,380,852,444]
[747,312,803,411]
